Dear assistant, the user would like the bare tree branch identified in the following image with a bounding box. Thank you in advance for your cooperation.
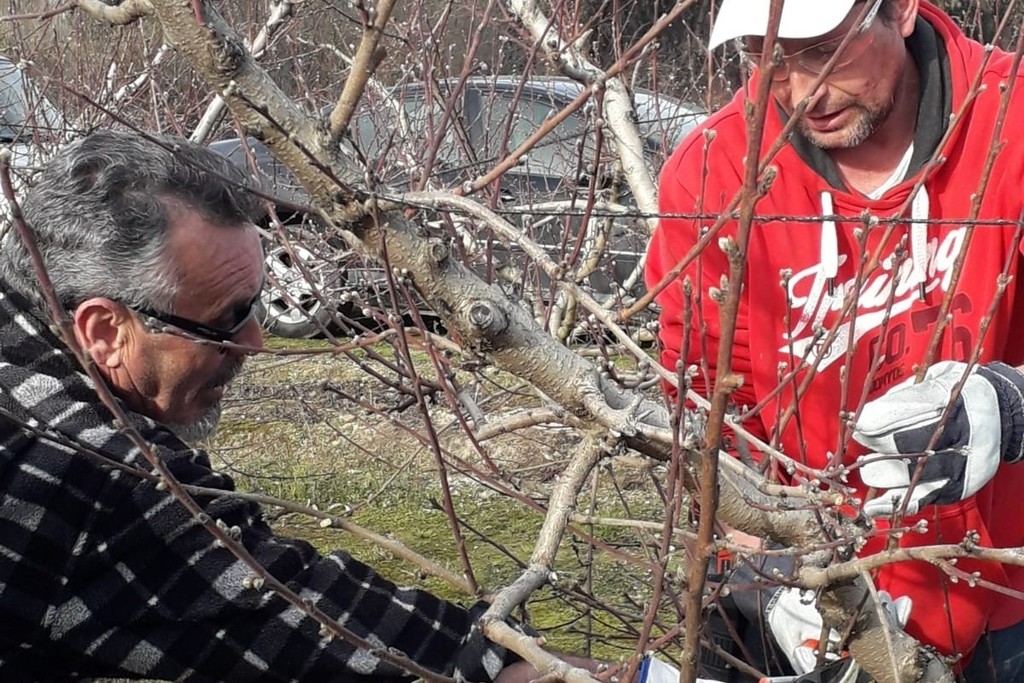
[74,0,153,24]
[328,0,397,141]
[190,0,296,143]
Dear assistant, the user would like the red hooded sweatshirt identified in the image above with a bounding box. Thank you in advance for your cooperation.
[647,1,1024,661]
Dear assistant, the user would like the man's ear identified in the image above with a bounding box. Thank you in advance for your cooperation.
[72,298,134,369]
[893,0,920,38]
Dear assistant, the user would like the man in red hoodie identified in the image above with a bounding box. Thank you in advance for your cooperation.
[646,1,1024,681]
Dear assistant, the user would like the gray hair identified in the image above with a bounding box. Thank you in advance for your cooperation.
[0,129,263,313]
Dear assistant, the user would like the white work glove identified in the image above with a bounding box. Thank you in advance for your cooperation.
[852,361,1024,517]
[637,654,726,683]
[636,654,729,683]
[766,587,912,675]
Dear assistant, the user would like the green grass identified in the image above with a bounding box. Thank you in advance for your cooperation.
[266,482,673,658]
[211,382,679,655]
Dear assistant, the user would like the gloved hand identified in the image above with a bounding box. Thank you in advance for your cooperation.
[766,587,912,675]
[852,361,1024,517]
[636,654,729,683]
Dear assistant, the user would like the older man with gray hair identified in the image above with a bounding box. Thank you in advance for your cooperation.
[0,130,548,682]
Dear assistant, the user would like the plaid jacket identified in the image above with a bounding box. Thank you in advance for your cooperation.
[0,286,516,682]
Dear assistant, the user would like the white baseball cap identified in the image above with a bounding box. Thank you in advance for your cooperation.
[708,0,857,50]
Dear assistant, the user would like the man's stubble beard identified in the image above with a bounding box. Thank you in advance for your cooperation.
[167,401,223,444]
[800,93,896,150]
[166,358,244,444]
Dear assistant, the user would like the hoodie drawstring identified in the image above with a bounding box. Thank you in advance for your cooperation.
[819,187,931,301]
[820,191,838,297]
[911,187,930,300]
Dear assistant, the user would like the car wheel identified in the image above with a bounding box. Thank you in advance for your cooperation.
[258,239,340,338]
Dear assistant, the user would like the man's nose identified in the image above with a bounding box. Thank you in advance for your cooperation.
[229,316,263,356]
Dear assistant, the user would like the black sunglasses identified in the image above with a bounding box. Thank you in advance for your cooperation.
[125,296,259,344]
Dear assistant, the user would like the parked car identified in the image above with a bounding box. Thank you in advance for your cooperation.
[211,76,705,338]
[0,56,73,233]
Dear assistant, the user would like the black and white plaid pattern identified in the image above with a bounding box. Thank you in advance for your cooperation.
[0,286,517,682]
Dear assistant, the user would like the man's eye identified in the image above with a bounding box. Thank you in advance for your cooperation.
[810,41,842,59]
[224,312,248,329]
[213,311,244,330]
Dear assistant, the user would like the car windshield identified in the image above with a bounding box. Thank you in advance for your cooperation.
[633,93,704,149]
[473,84,595,179]
[316,78,705,188]
[0,59,68,143]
